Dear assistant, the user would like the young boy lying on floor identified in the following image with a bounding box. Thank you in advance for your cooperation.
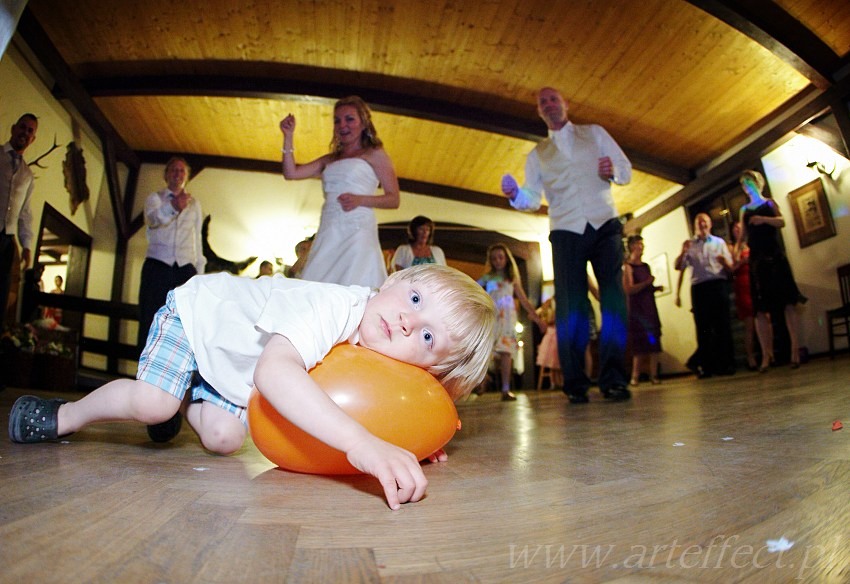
[9,264,496,510]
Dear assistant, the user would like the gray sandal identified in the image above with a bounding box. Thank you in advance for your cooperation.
[8,395,67,443]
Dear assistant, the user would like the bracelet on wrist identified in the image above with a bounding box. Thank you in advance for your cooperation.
[282,148,294,154]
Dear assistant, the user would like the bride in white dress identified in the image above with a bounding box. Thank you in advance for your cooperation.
[279,96,400,289]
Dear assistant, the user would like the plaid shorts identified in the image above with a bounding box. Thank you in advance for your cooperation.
[137,291,248,424]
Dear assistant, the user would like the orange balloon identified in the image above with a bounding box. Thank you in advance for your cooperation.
[248,343,459,475]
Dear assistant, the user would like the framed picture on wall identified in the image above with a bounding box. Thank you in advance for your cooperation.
[787,178,836,248]
[647,252,671,297]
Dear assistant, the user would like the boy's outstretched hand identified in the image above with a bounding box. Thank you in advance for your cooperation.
[346,436,428,510]
[255,335,434,511]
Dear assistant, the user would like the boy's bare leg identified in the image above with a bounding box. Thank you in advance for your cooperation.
[184,401,246,455]
[57,379,181,436]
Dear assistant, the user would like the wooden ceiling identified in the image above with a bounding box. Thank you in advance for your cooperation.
[17,0,850,224]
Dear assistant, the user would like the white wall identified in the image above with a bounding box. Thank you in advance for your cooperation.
[0,44,105,241]
[1,42,117,372]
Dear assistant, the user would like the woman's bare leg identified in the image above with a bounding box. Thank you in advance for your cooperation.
[785,305,801,365]
[649,353,660,383]
[743,316,757,368]
[755,312,773,370]
[630,355,641,385]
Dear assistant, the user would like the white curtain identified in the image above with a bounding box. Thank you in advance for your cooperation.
[0,0,27,62]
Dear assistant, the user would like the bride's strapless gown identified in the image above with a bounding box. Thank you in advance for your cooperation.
[300,157,388,289]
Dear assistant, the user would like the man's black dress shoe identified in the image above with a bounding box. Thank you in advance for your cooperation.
[564,386,590,404]
[602,385,631,401]
[147,412,183,443]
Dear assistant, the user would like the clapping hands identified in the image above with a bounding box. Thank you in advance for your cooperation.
[501,174,519,199]
[598,156,614,181]
[171,191,191,211]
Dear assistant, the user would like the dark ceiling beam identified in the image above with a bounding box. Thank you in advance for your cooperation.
[826,94,850,158]
[396,178,548,216]
[84,73,546,139]
[625,82,847,232]
[137,150,280,178]
[135,150,547,218]
[686,0,839,89]
[15,9,139,167]
[85,72,690,185]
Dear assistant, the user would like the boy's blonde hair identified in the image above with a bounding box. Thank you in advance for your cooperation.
[385,264,496,401]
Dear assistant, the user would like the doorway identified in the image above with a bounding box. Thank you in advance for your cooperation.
[28,202,92,332]
[379,221,544,391]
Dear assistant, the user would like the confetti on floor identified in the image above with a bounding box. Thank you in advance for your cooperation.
[722,437,734,441]
[673,442,685,447]
[193,467,210,472]
[766,537,794,552]
[832,420,843,431]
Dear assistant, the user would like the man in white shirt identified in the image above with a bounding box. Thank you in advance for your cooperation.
[137,156,206,350]
[674,212,736,378]
[138,155,206,441]
[1,113,37,329]
[502,87,631,404]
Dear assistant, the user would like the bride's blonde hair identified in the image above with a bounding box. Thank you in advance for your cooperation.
[330,96,383,154]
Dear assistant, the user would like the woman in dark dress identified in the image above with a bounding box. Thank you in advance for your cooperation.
[623,235,663,386]
[738,169,804,372]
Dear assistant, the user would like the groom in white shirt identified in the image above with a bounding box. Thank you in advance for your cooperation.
[502,87,631,404]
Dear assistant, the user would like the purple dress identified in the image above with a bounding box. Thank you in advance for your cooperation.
[627,262,662,354]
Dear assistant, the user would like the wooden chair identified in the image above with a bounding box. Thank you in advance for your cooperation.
[827,263,850,359]
[537,366,552,390]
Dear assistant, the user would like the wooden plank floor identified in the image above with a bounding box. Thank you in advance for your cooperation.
[2,357,850,583]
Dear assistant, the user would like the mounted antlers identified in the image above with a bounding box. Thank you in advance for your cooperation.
[27,134,62,169]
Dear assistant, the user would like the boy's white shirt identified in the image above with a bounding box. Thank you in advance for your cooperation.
[174,272,372,407]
